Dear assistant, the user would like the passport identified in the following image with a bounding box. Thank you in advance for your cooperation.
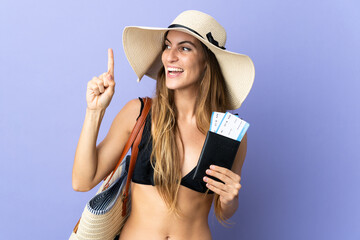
[192,112,249,183]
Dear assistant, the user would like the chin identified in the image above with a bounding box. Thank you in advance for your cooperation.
[166,84,181,91]
[165,75,199,91]
[165,78,182,90]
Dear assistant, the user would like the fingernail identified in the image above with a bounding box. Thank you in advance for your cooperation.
[210,165,215,170]
[206,169,211,174]
[203,176,208,182]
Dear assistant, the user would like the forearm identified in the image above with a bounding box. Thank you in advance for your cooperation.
[72,108,105,191]
[220,195,239,220]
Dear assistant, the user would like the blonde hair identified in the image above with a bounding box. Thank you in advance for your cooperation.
[151,39,230,223]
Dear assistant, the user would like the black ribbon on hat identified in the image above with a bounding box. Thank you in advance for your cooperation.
[206,32,226,50]
[168,24,226,50]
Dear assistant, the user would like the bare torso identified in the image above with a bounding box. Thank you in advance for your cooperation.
[119,183,214,240]
[120,113,213,239]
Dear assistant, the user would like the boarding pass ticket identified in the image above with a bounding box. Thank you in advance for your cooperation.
[210,112,249,141]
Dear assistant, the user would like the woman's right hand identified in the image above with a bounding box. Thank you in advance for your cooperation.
[86,48,116,110]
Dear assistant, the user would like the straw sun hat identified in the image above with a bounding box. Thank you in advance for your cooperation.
[122,10,255,109]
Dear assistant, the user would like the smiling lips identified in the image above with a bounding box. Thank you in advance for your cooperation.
[167,67,184,77]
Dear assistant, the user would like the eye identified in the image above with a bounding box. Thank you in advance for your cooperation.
[164,44,171,50]
[180,47,191,52]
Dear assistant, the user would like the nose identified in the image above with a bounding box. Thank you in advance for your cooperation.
[164,47,179,63]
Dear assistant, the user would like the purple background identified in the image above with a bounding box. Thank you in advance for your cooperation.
[1,0,359,239]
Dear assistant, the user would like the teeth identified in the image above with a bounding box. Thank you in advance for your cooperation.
[168,67,184,72]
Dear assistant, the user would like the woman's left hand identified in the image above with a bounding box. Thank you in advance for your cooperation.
[203,165,242,206]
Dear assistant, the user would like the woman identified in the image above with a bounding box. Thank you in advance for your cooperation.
[72,10,255,239]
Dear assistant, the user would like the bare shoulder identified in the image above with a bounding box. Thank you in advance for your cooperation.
[98,99,140,141]
[94,98,142,184]
[112,98,142,134]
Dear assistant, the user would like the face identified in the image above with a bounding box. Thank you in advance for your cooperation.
[161,30,206,91]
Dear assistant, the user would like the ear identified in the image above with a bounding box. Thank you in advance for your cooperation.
[203,61,209,73]
[204,64,208,72]
[199,63,208,83]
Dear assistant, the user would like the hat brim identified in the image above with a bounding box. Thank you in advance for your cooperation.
[122,26,255,109]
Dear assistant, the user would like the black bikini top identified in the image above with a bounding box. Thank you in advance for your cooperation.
[132,98,212,194]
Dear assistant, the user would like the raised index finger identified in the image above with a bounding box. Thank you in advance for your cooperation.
[107,48,114,76]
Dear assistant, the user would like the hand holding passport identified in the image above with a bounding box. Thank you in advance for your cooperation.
[192,112,249,183]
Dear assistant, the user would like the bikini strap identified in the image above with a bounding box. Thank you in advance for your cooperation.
[136,97,144,121]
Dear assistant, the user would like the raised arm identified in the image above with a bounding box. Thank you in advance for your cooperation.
[72,49,141,191]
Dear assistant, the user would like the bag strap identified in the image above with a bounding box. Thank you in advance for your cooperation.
[73,97,152,233]
[121,97,151,216]
[103,97,151,189]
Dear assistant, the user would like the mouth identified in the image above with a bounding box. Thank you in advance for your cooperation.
[167,67,184,77]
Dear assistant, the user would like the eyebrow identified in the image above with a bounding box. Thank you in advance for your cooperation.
[165,38,197,48]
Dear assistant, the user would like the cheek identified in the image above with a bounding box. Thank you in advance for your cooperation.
[191,52,206,71]
[192,60,206,76]
[161,51,166,65]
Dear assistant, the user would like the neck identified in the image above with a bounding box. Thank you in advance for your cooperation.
[174,87,198,123]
